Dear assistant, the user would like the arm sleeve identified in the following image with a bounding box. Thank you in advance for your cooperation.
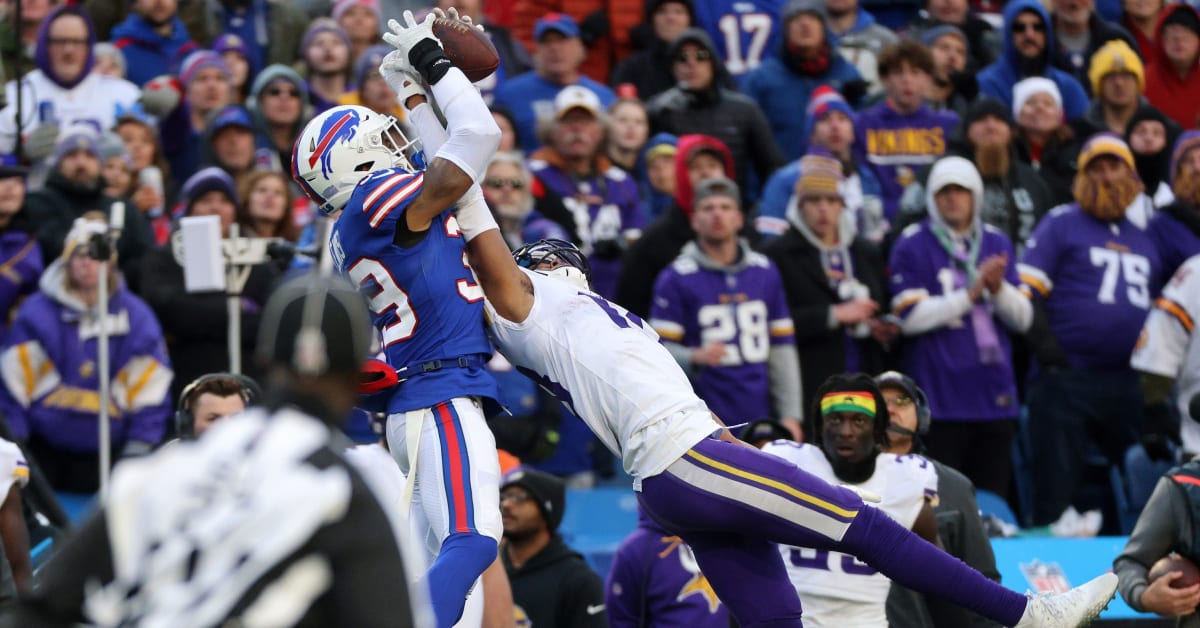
[428,69,502,183]
[1114,477,1186,612]
[115,306,173,446]
[1131,261,1199,378]
[408,101,451,159]
[768,344,803,420]
[888,237,974,335]
[992,282,1033,333]
[0,312,59,440]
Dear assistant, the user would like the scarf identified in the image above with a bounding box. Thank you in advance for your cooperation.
[931,222,1004,365]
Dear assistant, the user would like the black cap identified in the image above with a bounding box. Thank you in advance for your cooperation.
[1163,6,1200,37]
[963,96,1013,130]
[501,467,566,533]
[254,273,373,377]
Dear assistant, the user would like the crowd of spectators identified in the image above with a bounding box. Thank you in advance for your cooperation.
[0,0,1194,553]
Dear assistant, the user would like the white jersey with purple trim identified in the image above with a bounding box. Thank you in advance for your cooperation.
[485,268,719,488]
[0,438,27,498]
[760,441,938,627]
[1132,254,1200,454]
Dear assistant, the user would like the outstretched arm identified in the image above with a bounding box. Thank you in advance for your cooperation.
[457,187,535,323]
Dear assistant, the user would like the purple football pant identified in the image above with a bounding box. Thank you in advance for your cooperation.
[638,438,1027,628]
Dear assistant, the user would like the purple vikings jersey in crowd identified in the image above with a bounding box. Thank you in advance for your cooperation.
[606,509,730,627]
[1018,205,1162,370]
[890,222,1023,421]
[650,244,794,424]
[693,0,783,76]
[329,167,497,414]
[528,157,644,300]
[854,103,958,222]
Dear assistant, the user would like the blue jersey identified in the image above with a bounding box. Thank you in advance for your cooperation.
[1017,204,1162,370]
[693,0,783,76]
[331,168,497,413]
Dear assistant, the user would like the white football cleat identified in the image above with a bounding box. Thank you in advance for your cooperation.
[1013,572,1117,627]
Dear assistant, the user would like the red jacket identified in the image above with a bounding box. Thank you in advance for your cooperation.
[1145,4,1200,129]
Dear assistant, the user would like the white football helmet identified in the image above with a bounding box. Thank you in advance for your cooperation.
[291,105,419,215]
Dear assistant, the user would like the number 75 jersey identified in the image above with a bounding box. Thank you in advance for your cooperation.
[330,168,497,413]
[693,0,783,76]
[1017,204,1161,370]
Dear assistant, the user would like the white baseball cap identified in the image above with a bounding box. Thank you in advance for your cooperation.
[554,86,602,120]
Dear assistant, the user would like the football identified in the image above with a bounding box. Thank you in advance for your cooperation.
[432,18,499,82]
[1148,554,1200,588]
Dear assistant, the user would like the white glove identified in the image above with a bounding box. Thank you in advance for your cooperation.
[382,11,442,62]
[23,122,59,161]
[380,50,426,106]
[432,7,486,32]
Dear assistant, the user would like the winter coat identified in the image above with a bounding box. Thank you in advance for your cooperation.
[111,13,198,87]
[1144,4,1200,130]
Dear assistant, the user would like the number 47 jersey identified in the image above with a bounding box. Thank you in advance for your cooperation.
[330,168,497,413]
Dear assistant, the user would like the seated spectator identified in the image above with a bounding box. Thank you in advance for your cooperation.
[606,507,731,627]
[1019,134,1162,527]
[0,214,172,493]
[650,29,783,196]
[333,0,382,63]
[889,156,1032,497]
[337,45,403,119]
[829,0,900,95]
[641,133,677,221]
[1147,132,1200,281]
[610,0,694,101]
[1012,78,1082,207]
[493,14,617,153]
[247,65,309,173]
[0,6,140,164]
[1126,108,1180,208]
[1120,0,1167,60]
[759,150,892,428]
[742,0,863,162]
[899,98,1054,252]
[978,0,1089,121]
[198,0,309,76]
[300,18,352,116]
[906,0,1001,72]
[528,86,643,299]
[615,134,733,318]
[757,86,885,242]
[1050,0,1139,96]
[877,371,1002,628]
[153,50,232,183]
[482,152,571,250]
[607,98,649,176]
[110,0,198,88]
[499,468,606,627]
[855,40,958,227]
[236,170,298,242]
[174,372,258,440]
[139,167,280,401]
[921,25,975,118]
[1144,4,1200,130]
[0,156,42,344]
[204,105,256,186]
[92,42,127,79]
[212,34,252,102]
[24,125,154,289]
[650,177,802,437]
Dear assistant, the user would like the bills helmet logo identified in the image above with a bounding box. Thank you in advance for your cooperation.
[308,109,361,178]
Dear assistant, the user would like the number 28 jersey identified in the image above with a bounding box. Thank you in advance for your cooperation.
[485,269,718,487]
[1017,204,1162,370]
[693,0,784,76]
[331,168,497,414]
[761,441,938,627]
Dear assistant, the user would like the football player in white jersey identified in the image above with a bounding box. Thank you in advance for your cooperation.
[0,437,29,595]
[762,372,939,627]
[1132,253,1200,459]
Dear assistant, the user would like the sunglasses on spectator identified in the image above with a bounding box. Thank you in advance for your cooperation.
[265,86,301,98]
[484,178,524,190]
[884,395,915,408]
[674,50,713,64]
[500,491,532,505]
[48,37,89,48]
[1011,21,1045,34]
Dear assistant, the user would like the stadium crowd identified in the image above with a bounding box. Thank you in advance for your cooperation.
[0,0,1195,624]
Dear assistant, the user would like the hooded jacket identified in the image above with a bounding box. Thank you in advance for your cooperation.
[743,12,863,161]
[977,0,1090,121]
[111,12,198,87]
[648,29,785,192]
[1145,4,1200,130]
[1122,106,1182,207]
[889,156,1031,422]
[502,535,606,628]
[247,65,310,173]
[611,0,699,101]
[615,134,734,318]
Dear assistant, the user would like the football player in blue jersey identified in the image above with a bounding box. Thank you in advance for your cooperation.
[291,10,504,627]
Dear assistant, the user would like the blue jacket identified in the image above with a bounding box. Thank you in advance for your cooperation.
[111,13,197,88]
[977,0,1089,121]
[742,41,862,161]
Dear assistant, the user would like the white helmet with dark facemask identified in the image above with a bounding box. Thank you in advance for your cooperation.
[291,105,419,215]
[513,238,592,290]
